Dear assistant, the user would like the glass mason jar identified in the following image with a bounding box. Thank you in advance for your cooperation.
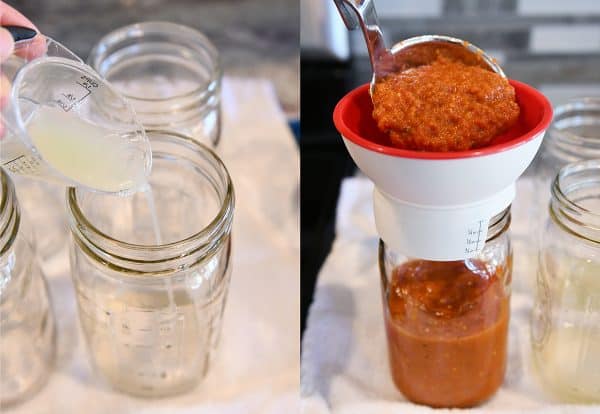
[67,131,234,397]
[534,98,600,229]
[0,168,56,407]
[532,160,600,403]
[88,22,222,147]
[379,208,512,408]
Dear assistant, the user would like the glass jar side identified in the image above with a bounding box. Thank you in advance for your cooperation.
[69,234,232,397]
[0,169,56,407]
[379,209,512,408]
[66,131,234,398]
[533,98,600,235]
[532,160,600,403]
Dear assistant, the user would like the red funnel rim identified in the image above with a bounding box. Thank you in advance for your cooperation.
[333,80,553,160]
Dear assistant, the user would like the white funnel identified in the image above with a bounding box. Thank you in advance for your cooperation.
[334,80,553,260]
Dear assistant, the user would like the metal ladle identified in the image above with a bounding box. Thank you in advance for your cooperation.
[333,0,506,93]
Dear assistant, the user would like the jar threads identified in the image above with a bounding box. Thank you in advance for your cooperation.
[89,22,222,147]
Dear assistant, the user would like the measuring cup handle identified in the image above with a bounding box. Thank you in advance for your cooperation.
[2,25,37,43]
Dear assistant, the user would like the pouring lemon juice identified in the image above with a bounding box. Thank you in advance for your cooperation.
[2,29,230,397]
[1,34,176,310]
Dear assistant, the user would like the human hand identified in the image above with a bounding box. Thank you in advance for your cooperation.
[1,1,45,137]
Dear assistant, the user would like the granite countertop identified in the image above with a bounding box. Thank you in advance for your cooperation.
[7,0,299,117]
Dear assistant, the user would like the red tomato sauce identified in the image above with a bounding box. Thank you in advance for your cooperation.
[372,57,520,152]
[384,259,510,407]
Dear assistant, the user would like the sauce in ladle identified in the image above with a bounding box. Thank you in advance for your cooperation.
[372,56,520,152]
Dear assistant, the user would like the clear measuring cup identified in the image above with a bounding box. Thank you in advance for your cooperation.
[1,34,151,195]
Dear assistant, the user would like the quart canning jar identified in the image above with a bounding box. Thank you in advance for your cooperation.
[67,131,234,397]
[532,160,600,403]
[88,22,222,147]
[0,168,56,407]
[534,98,600,227]
[379,208,512,408]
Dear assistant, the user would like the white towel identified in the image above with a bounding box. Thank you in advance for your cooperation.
[301,176,599,414]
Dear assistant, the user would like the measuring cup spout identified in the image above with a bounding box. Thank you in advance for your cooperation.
[0,35,151,194]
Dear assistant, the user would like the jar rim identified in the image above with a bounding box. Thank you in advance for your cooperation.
[551,159,600,244]
[0,169,8,223]
[486,207,511,242]
[66,130,234,274]
[0,169,20,256]
[88,21,222,103]
[546,97,600,160]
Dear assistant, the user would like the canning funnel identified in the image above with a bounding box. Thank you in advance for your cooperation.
[334,81,552,260]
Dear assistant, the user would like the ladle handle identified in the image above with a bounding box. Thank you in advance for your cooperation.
[333,0,361,30]
[2,25,37,43]
[332,0,390,76]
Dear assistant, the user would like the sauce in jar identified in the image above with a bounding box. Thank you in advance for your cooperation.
[384,259,509,407]
[372,57,520,152]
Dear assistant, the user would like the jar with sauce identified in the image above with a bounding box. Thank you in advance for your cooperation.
[378,208,512,408]
[532,160,600,403]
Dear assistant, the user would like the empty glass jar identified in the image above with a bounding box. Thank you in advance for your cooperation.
[88,22,222,147]
[534,97,600,229]
[0,168,56,407]
[532,160,600,403]
[379,208,512,408]
[67,131,234,397]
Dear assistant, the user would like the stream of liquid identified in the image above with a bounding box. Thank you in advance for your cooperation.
[141,184,177,313]
[142,185,210,370]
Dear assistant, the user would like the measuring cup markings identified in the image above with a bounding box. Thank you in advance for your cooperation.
[2,46,151,193]
[54,75,98,113]
[2,156,43,176]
